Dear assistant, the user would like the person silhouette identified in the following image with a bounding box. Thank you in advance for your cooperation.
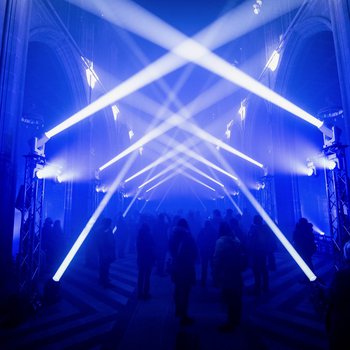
[136,222,156,299]
[213,221,245,332]
[293,217,317,271]
[97,218,115,287]
[325,240,350,350]
[169,218,197,326]
[197,220,216,287]
[247,215,275,296]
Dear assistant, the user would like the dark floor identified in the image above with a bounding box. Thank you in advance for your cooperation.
[0,249,334,350]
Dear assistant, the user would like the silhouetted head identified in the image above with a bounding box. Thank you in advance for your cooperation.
[298,217,308,226]
[213,209,221,218]
[219,222,231,237]
[139,222,150,234]
[44,217,53,225]
[177,218,189,229]
[253,214,263,225]
[344,240,350,261]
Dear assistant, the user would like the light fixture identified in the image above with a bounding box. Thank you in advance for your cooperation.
[253,0,262,15]
[256,181,265,190]
[238,99,246,121]
[324,153,338,170]
[306,159,316,176]
[327,159,337,170]
[266,50,280,72]
[84,58,98,89]
[111,104,119,120]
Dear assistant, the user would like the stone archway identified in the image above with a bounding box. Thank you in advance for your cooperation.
[269,11,342,236]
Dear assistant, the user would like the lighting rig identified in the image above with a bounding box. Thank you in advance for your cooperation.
[255,170,276,221]
[17,137,45,295]
[322,124,350,268]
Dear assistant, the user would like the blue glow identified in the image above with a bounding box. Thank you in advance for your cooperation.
[178,170,216,192]
[145,172,178,193]
[42,0,325,149]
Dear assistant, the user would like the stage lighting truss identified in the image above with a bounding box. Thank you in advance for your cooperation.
[18,150,46,294]
[322,140,350,268]
[255,174,276,221]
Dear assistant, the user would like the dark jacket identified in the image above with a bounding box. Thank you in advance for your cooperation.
[169,225,197,285]
[213,235,244,289]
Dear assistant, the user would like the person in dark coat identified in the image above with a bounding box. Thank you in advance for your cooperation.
[247,214,275,296]
[136,222,156,300]
[197,220,217,287]
[213,221,245,332]
[154,213,170,277]
[325,240,350,350]
[97,218,115,287]
[293,217,317,271]
[169,218,197,326]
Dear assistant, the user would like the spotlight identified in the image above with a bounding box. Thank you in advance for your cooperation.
[128,129,134,140]
[84,59,98,89]
[266,50,280,72]
[35,163,62,180]
[238,99,247,121]
[327,159,337,170]
[252,0,262,15]
[95,184,107,193]
[111,104,119,120]
[324,154,338,170]
[256,181,265,190]
[35,167,45,179]
[306,159,316,176]
[306,167,314,177]
[253,4,260,15]
[56,175,63,183]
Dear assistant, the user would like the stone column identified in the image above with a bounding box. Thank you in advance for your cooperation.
[0,0,32,276]
[328,0,350,145]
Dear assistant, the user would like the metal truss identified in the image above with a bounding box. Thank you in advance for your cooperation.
[255,175,277,222]
[323,143,350,267]
[18,153,45,294]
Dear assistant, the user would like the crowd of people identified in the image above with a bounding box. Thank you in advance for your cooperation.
[41,207,350,348]
[93,208,278,330]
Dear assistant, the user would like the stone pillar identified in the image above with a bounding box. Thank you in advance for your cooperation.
[328,0,350,145]
[0,0,32,277]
